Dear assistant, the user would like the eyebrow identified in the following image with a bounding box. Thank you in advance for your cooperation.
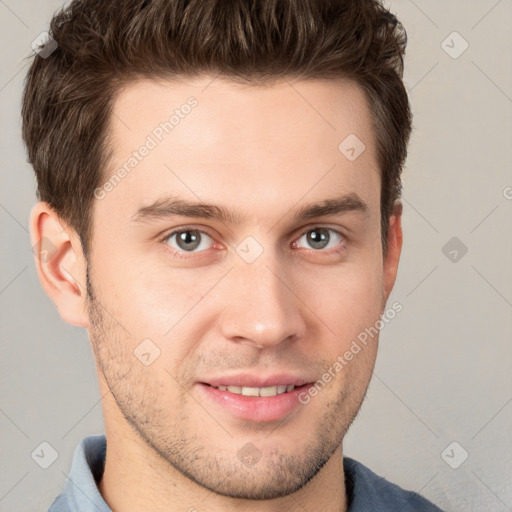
[131,192,369,225]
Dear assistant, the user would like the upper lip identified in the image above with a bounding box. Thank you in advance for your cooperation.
[200,373,315,388]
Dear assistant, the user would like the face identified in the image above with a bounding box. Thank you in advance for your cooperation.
[85,76,399,499]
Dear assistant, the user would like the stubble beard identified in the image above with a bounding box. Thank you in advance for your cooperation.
[85,266,371,500]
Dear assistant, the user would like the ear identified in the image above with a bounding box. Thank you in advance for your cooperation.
[29,201,89,327]
[382,202,403,303]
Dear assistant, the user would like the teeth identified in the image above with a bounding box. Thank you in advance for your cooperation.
[242,386,260,396]
[259,386,277,397]
[214,384,295,396]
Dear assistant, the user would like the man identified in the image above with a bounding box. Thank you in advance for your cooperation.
[23,0,444,510]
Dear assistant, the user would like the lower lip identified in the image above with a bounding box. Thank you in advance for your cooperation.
[197,383,313,423]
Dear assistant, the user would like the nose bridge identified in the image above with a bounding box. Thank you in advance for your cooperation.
[219,250,306,348]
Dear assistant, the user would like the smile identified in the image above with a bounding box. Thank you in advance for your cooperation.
[208,384,295,397]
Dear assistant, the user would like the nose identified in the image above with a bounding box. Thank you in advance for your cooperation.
[218,255,307,350]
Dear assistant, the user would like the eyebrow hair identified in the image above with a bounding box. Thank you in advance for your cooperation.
[131,192,369,225]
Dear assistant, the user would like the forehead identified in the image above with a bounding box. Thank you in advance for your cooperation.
[98,75,380,227]
[109,75,375,156]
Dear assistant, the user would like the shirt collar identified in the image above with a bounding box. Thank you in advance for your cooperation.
[52,434,111,512]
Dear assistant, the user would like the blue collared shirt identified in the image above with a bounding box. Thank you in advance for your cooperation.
[48,435,444,511]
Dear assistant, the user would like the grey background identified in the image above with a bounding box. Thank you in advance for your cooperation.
[1,1,511,511]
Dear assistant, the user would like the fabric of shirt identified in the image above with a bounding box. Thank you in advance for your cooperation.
[48,435,444,511]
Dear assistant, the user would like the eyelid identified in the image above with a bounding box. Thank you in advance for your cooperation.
[296,224,345,238]
[161,224,215,240]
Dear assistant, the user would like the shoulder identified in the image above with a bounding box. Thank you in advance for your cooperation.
[344,457,445,512]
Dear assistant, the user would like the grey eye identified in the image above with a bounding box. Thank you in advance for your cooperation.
[297,228,342,250]
[165,230,213,252]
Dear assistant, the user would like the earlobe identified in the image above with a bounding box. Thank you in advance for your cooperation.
[29,202,89,328]
[382,202,403,302]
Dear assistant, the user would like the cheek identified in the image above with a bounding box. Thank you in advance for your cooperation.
[95,255,227,376]
[300,258,384,352]
[132,267,224,329]
[95,241,205,325]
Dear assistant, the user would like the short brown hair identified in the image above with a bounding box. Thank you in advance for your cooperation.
[22,0,412,257]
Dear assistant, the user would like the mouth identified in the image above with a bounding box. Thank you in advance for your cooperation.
[198,382,315,422]
[202,383,298,397]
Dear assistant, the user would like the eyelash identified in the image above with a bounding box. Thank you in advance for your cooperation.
[159,225,346,259]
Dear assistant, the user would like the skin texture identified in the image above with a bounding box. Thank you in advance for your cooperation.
[30,76,403,512]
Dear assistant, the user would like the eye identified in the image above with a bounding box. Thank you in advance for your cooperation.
[294,227,344,251]
[163,229,214,253]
